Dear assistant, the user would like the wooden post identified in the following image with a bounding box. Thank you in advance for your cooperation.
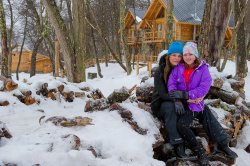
[55,40,60,77]
[148,55,152,77]
[193,25,196,41]
[136,54,139,75]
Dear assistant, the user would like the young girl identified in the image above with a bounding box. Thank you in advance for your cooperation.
[167,42,237,165]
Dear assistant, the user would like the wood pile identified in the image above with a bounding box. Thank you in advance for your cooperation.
[36,83,76,102]
[84,87,147,135]
[135,74,250,165]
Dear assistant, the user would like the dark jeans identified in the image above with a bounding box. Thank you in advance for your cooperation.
[156,101,183,145]
[177,105,229,147]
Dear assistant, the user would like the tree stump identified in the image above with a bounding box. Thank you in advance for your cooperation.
[88,72,97,79]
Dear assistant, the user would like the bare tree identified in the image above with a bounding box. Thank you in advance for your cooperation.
[6,0,13,77]
[16,15,28,80]
[235,0,248,78]
[91,27,103,78]
[206,0,233,69]
[165,0,174,48]
[198,0,212,58]
[120,0,132,75]
[42,0,86,83]
[0,0,9,77]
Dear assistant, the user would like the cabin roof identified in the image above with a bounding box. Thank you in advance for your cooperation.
[128,8,146,23]
[129,8,146,20]
[165,0,204,24]
[143,0,234,26]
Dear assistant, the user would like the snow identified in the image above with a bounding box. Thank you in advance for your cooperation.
[0,61,250,166]
[135,16,142,23]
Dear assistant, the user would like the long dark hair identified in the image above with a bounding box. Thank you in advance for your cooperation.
[159,55,174,83]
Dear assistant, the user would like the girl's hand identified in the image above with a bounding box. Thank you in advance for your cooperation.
[187,96,205,104]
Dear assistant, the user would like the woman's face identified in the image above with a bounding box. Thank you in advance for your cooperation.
[183,53,196,65]
[168,53,182,66]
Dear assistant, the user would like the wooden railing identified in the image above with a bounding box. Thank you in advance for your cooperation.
[143,30,165,42]
[127,36,143,44]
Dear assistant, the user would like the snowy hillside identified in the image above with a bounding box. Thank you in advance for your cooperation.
[0,61,250,166]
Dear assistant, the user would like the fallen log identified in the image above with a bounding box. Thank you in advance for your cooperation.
[245,144,250,153]
[87,89,105,100]
[228,78,245,98]
[0,100,9,106]
[13,93,37,105]
[84,98,109,112]
[36,83,49,96]
[0,76,18,91]
[208,87,240,105]
[213,78,224,89]
[136,86,154,103]
[74,92,85,98]
[109,103,147,135]
[0,121,12,139]
[45,116,93,127]
[62,91,74,102]
[107,86,130,104]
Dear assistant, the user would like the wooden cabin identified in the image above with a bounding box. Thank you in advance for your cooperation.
[11,45,52,73]
[125,8,146,49]
[137,0,233,57]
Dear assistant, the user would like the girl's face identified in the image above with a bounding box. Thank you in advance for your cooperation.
[168,53,182,66]
[183,53,196,65]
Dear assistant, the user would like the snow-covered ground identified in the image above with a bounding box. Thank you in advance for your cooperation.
[0,61,249,166]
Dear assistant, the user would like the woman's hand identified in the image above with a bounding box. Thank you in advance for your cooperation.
[169,90,189,100]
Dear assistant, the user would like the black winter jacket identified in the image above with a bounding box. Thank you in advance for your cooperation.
[151,56,174,115]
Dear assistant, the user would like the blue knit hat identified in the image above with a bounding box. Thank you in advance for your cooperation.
[167,41,183,55]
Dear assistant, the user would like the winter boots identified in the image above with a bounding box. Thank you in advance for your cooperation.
[194,144,209,166]
[217,144,238,159]
[174,143,188,158]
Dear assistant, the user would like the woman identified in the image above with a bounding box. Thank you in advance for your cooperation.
[168,42,238,165]
[151,41,188,158]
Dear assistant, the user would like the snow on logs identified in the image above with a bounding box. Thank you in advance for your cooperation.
[0,76,18,91]
[84,87,148,135]
[43,116,93,127]
[0,121,12,140]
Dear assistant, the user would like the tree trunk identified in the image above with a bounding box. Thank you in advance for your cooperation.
[44,39,55,75]
[0,0,9,77]
[112,0,122,62]
[207,0,233,69]
[165,0,174,48]
[72,0,86,83]
[43,0,86,82]
[7,0,13,78]
[16,16,28,80]
[30,37,43,77]
[198,0,212,58]
[120,0,132,75]
[91,27,103,78]
[235,0,248,78]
